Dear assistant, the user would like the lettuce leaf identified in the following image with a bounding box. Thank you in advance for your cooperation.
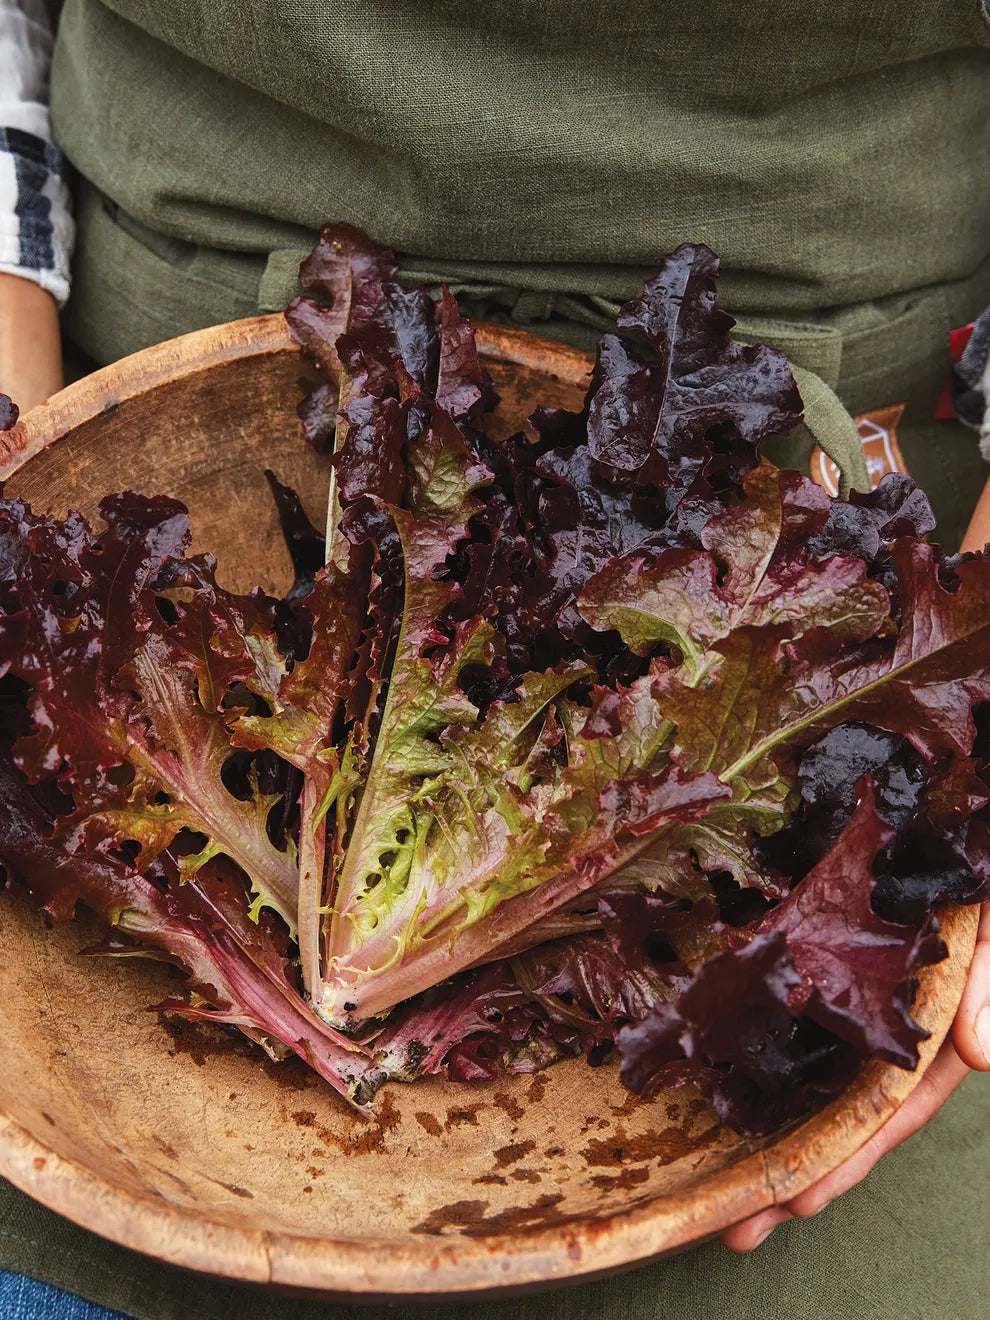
[756,781,945,1068]
[617,932,862,1137]
[616,778,950,1124]
[0,496,300,929]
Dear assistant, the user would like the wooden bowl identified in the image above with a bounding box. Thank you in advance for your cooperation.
[0,318,978,1300]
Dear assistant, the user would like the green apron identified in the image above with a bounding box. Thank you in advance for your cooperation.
[51,0,990,538]
[2,3,987,1315]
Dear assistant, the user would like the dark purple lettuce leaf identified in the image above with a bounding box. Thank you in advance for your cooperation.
[655,542,990,838]
[378,285,439,391]
[598,888,726,974]
[286,225,493,453]
[480,245,804,672]
[873,797,990,927]
[372,961,555,1082]
[0,493,190,784]
[618,933,799,1095]
[332,336,417,513]
[436,288,488,420]
[0,393,18,430]
[758,781,945,1068]
[616,779,956,1129]
[577,464,888,673]
[263,469,325,601]
[512,932,679,1034]
[0,495,303,927]
[808,473,936,573]
[586,244,802,477]
[757,724,923,882]
[286,223,396,387]
[760,723,990,925]
[618,932,860,1136]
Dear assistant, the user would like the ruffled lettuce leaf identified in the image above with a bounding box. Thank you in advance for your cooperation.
[756,780,946,1068]
[0,496,300,929]
[617,931,861,1137]
[616,779,950,1126]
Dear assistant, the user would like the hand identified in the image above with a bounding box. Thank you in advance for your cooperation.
[0,272,63,414]
[721,903,990,1252]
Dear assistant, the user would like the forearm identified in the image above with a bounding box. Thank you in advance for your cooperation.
[0,269,61,409]
[0,0,73,413]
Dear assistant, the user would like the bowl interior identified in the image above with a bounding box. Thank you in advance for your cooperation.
[0,320,975,1298]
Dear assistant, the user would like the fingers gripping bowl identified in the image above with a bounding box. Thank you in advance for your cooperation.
[0,263,983,1296]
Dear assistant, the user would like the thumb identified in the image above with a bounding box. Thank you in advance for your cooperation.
[952,904,990,1072]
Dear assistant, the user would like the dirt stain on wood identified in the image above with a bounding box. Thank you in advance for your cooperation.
[164,1020,315,1091]
[589,1166,650,1192]
[152,1136,179,1161]
[608,1094,642,1117]
[527,1076,548,1103]
[444,1105,482,1130]
[493,1091,525,1122]
[581,1121,723,1169]
[217,1181,254,1199]
[290,1090,402,1155]
[412,1199,489,1235]
[412,1194,568,1237]
[493,1139,537,1168]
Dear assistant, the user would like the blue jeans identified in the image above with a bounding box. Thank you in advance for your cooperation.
[0,1272,127,1320]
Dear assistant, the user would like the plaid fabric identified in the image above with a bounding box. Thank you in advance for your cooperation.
[0,0,74,304]
[953,309,990,459]
[0,126,63,280]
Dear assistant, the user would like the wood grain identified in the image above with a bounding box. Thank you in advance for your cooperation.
[0,316,978,1299]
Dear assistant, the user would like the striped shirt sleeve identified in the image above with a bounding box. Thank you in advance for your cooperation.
[0,0,74,306]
